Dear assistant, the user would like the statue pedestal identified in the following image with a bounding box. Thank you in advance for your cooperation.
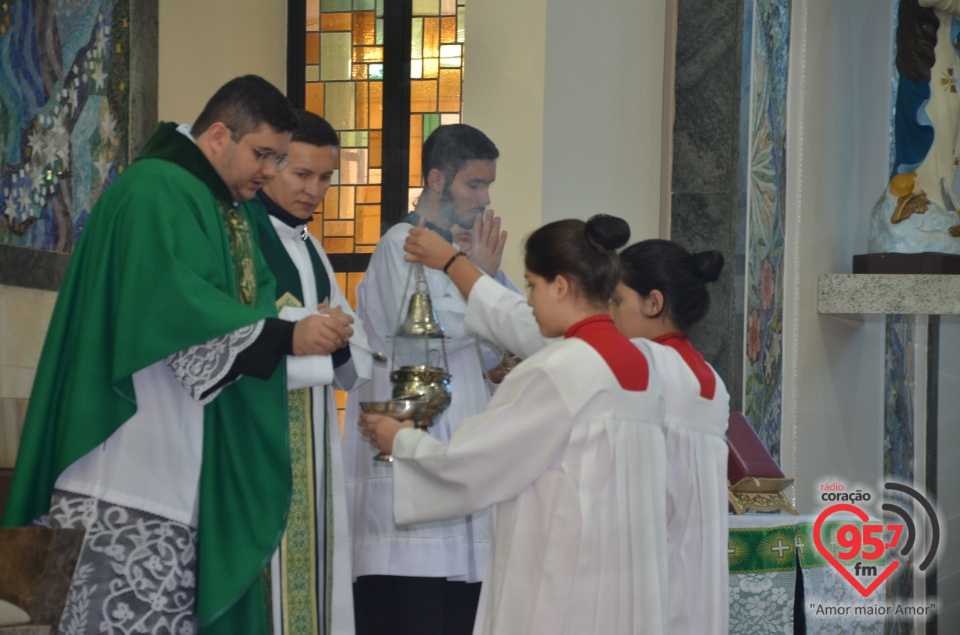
[853,252,960,274]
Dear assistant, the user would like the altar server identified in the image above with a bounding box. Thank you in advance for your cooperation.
[361,215,669,635]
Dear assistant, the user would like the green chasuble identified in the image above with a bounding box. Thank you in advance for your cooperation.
[250,194,334,635]
[1,123,292,635]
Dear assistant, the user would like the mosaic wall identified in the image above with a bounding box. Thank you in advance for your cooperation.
[741,0,790,462]
[0,0,131,254]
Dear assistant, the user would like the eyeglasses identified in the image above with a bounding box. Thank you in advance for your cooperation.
[241,139,289,171]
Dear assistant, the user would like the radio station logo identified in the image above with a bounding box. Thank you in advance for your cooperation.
[814,481,940,599]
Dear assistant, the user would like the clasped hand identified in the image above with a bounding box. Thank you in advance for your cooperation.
[292,304,354,356]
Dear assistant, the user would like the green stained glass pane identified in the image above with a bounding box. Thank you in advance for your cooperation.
[306,65,321,82]
[411,60,423,79]
[375,18,383,45]
[376,0,384,17]
[439,43,461,67]
[423,114,440,141]
[457,7,465,42]
[340,131,370,147]
[413,0,440,16]
[325,83,357,130]
[440,44,461,58]
[320,32,352,80]
[369,63,384,80]
[355,0,375,9]
[321,0,352,11]
[411,18,423,60]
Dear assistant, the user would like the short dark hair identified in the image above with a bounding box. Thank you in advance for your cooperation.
[292,109,339,148]
[422,124,499,184]
[619,239,724,332]
[524,215,630,306]
[192,75,298,140]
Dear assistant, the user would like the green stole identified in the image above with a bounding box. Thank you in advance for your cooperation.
[1,123,291,635]
[252,195,334,635]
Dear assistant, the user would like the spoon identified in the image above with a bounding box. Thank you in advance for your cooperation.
[349,342,388,364]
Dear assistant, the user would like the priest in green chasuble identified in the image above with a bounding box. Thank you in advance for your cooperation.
[248,110,373,635]
[1,76,354,635]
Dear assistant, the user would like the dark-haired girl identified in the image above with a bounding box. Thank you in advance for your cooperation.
[360,216,669,634]
[613,239,730,635]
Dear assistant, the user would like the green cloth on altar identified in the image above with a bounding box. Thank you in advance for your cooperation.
[1,122,292,635]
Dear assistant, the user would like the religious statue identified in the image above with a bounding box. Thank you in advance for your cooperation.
[869,0,960,254]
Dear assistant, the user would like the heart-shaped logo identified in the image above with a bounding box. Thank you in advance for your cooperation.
[813,503,899,597]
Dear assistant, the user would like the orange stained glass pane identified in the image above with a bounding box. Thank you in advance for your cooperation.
[441,17,457,44]
[438,69,461,112]
[369,131,382,167]
[409,115,423,186]
[307,216,324,241]
[355,245,376,254]
[423,58,439,79]
[322,185,339,217]
[410,80,437,113]
[369,168,382,184]
[306,33,320,64]
[324,237,355,253]
[335,272,347,299]
[423,18,440,59]
[346,272,365,308]
[325,220,355,236]
[353,11,376,46]
[353,64,368,80]
[305,83,324,116]
[356,205,381,244]
[357,185,381,203]
[321,12,352,31]
[339,185,356,219]
[354,46,384,63]
[356,82,369,129]
[369,82,383,128]
[306,0,320,30]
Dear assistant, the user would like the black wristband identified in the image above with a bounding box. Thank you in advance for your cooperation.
[442,251,463,274]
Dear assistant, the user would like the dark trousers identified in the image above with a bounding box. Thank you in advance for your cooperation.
[353,575,482,635]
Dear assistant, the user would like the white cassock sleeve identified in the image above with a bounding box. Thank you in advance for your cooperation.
[464,275,556,360]
[390,351,571,525]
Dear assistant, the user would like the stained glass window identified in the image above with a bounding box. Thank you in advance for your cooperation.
[292,0,467,426]
[297,0,466,287]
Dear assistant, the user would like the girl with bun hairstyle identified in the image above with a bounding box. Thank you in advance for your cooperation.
[361,215,669,634]
[614,239,731,635]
